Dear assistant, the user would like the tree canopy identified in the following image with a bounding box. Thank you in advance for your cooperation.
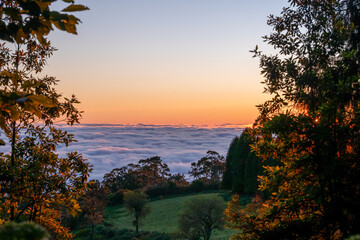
[226,0,360,239]
[179,195,226,240]
[189,150,225,183]
[222,129,263,194]
[123,190,151,233]
[0,1,90,238]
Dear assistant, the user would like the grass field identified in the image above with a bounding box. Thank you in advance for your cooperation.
[105,192,248,239]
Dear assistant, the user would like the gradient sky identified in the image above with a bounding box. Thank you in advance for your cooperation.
[44,0,288,125]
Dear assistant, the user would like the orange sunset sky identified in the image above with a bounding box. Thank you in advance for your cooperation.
[44,0,288,125]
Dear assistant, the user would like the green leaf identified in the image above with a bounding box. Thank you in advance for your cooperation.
[61,4,89,12]
[0,139,5,146]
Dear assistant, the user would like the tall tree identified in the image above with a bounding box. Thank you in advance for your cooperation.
[81,180,108,240]
[222,129,263,194]
[123,191,151,233]
[226,0,360,239]
[0,1,90,238]
[222,136,238,189]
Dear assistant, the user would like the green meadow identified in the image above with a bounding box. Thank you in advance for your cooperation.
[105,192,248,239]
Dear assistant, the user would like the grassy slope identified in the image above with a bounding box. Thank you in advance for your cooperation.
[105,192,244,240]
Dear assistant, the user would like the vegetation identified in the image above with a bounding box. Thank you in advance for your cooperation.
[123,190,151,233]
[81,180,109,240]
[189,150,225,183]
[226,0,360,239]
[0,222,49,240]
[179,195,227,240]
[74,226,172,240]
[222,129,263,194]
[103,156,172,192]
[0,1,91,239]
[106,192,240,239]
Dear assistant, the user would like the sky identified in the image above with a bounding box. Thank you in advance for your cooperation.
[44,0,288,125]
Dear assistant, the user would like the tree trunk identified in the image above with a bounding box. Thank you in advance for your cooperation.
[90,223,94,240]
[204,228,212,240]
[135,215,139,233]
[10,121,16,221]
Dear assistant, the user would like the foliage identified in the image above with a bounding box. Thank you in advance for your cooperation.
[136,156,171,186]
[178,195,226,240]
[189,150,226,183]
[123,190,151,233]
[347,235,360,240]
[0,125,90,238]
[74,225,172,240]
[0,1,91,238]
[103,156,171,192]
[0,222,50,240]
[227,0,360,239]
[80,180,109,240]
[107,189,126,206]
[222,129,263,194]
[0,0,88,45]
[103,166,140,192]
[0,0,89,144]
[106,192,236,239]
[168,173,189,185]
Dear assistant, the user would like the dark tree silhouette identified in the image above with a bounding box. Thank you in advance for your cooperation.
[179,196,226,240]
[226,0,360,239]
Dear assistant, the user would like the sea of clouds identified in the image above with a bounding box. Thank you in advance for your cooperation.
[10,124,245,180]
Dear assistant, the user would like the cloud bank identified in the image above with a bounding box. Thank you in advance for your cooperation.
[50,124,244,180]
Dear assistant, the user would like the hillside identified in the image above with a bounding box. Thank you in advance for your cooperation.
[105,192,248,239]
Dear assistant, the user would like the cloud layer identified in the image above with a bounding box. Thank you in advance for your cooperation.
[51,124,244,180]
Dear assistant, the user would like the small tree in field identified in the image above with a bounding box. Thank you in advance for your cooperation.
[179,196,226,240]
[123,191,151,233]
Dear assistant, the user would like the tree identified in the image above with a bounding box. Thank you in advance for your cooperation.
[189,150,225,183]
[168,173,189,186]
[123,190,151,233]
[179,196,226,240]
[137,156,171,186]
[0,0,89,144]
[0,1,91,238]
[103,156,171,192]
[222,129,263,194]
[81,180,109,240]
[103,166,141,192]
[0,124,91,238]
[0,0,88,44]
[226,0,360,239]
[222,137,237,190]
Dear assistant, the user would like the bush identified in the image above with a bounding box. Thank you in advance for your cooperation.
[107,189,125,206]
[0,222,50,240]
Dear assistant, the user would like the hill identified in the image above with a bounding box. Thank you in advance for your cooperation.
[105,192,249,239]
